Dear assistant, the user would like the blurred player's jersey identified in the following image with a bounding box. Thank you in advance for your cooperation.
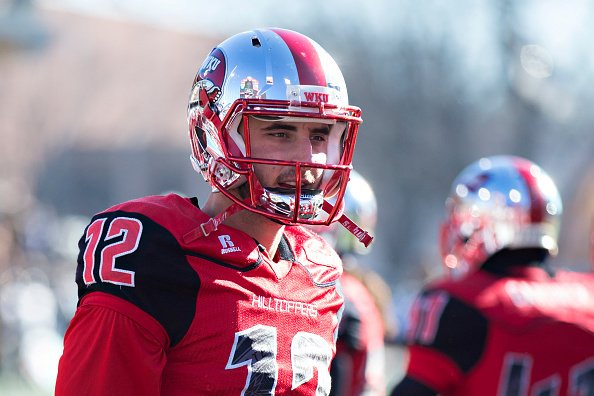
[56,194,344,396]
[404,266,594,396]
[332,271,386,396]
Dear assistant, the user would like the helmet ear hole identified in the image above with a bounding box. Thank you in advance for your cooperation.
[195,126,207,150]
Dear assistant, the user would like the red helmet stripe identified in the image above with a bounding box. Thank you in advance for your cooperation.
[271,28,327,87]
[514,158,546,223]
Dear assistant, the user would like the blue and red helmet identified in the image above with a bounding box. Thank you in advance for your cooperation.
[439,155,563,277]
[187,28,362,227]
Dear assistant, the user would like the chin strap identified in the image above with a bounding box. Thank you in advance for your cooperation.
[184,198,374,248]
[322,201,374,248]
[183,201,245,244]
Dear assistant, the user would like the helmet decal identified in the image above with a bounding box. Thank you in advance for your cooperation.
[513,157,547,223]
[189,79,221,107]
[190,48,227,108]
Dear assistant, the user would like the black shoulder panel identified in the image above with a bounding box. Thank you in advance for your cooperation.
[390,376,438,396]
[409,289,488,373]
[76,210,200,347]
[429,292,488,372]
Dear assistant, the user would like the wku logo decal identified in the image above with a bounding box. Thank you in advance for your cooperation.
[190,79,221,105]
[303,91,329,103]
[201,55,221,74]
[190,48,226,107]
[297,86,342,104]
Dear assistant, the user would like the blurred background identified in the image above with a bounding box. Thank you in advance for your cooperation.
[1,0,593,394]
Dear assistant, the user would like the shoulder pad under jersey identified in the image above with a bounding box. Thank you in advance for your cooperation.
[284,226,343,285]
[104,194,262,270]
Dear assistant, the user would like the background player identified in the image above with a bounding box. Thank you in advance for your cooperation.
[55,27,370,395]
[390,155,594,396]
[315,170,394,396]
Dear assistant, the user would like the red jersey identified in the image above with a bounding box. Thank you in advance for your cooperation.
[332,271,386,396]
[399,266,594,396]
[55,194,344,395]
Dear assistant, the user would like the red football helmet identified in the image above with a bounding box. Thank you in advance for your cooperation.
[187,28,362,231]
[439,155,562,277]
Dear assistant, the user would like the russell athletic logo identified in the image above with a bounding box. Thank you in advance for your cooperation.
[218,235,241,254]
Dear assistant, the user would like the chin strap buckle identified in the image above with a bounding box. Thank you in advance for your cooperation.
[183,201,245,244]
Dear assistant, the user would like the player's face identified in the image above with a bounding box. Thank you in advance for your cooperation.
[245,117,343,191]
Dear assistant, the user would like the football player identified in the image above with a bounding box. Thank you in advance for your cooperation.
[390,155,594,396]
[55,28,371,395]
